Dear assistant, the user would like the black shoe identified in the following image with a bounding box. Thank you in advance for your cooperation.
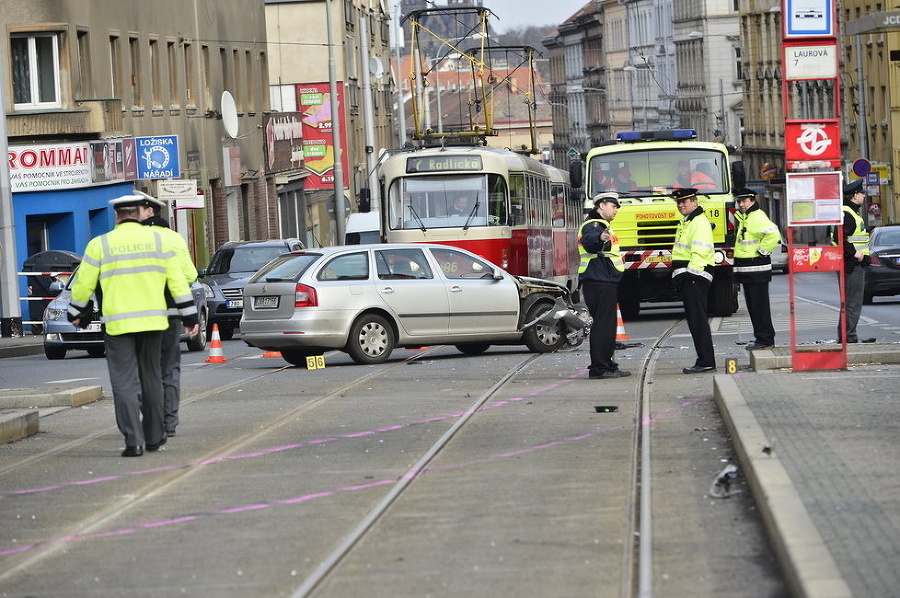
[165,429,176,437]
[601,369,631,378]
[745,342,774,351]
[145,437,167,452]
[121,445,144,457]
[683,365,716,374]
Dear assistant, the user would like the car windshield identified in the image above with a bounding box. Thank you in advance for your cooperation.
[207,246,288,275]
[249,253,320,282]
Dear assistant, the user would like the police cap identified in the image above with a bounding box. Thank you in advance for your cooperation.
[108,193,164,210]
[733,187,757,201]
[671,187,698,203]
[843,178,864,197]
[592,192,620,208]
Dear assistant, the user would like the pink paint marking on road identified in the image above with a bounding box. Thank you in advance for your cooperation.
[277,492,334,504]
[141,516,200,528]
[216,504,270,515]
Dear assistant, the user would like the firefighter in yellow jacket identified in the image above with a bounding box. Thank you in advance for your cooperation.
[68,194,199,457]
[671,188,716,373]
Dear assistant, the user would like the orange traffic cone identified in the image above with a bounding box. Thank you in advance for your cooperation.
[615,304,630,341]
[205,323,228,363]
[262,350,282,358]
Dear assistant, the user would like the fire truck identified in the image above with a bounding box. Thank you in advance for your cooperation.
[572,129,746,319]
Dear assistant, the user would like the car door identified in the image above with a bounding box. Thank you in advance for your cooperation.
[427,247,520,335]
[374,247,450,336]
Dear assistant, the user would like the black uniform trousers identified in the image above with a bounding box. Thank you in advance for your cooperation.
[741,281,775,345]
[679,275,716,368]
[105,330,165,449]
[161,317,182,435]
[582,280,618,375]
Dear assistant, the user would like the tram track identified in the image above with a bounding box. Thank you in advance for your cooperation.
[0,322,716,598]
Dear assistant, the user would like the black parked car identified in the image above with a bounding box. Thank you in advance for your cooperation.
[864,223,900,304]
[199,239,304,340]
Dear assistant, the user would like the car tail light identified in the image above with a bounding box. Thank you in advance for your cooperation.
[295,284,318,307]
[869,254,884,267]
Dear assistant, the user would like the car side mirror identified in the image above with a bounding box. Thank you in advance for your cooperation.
[49,280,65,294]
[491,267,504,280]
[197,268,207,278]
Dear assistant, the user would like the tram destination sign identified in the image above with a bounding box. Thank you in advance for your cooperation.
[406,155,483,174]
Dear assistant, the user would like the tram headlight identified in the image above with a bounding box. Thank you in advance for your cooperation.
[713,250,726,265]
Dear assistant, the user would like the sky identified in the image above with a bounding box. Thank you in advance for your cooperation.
[483,0,590,33]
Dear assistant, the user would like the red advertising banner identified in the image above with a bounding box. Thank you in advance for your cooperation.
[297,82,349,190]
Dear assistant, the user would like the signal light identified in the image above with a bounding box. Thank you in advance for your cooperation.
[616,129,698,142]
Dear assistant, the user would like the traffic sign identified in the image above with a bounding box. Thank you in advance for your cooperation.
[568,148,579,159]
[852,158,871,176]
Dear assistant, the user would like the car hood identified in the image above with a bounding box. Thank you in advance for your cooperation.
[201,272,254,289]
[514,275,569,296]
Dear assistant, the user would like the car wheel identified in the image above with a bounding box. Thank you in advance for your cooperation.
[44,345,66,360]
[281,348,322,367]
[346,314,395,365]
[455,343,490,356]
[87,346,106,358]
[187,309,209,352]
[522,297,566,353]
[218,325,234,341]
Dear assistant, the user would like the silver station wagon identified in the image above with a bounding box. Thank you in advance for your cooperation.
[240,243,585,365]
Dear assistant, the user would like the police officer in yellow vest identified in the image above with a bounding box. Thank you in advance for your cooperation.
[141,197,199,437]
[671,188,716,373]
[733,188,781,350]
[833,179,873,343]
[68,194,199,457]
[579,192,630,379]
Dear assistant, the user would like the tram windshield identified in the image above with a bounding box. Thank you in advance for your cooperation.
[589,149,728,197]
[387,174,508,230]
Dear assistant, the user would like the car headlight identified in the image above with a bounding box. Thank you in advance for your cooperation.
[204,285,215,298]
[45,308,66,321]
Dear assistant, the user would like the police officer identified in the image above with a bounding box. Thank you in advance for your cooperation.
[733,188,781,350]
[69,195,199,457]
[141,196,198,437]
[579,192,630,379]
[671,188,716,373]
[834,179,873,343]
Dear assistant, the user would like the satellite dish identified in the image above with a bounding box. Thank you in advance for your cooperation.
[369,57,385,79]
[221,91,239,139]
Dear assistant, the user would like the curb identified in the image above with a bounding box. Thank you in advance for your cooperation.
[750,342,900,370]
[0,410,39,444]
[713,374,852,598]
[0,385,103,408]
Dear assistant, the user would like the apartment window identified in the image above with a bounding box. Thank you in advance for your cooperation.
[129,35,143,107]
[184,42,196,106]
[110,34,122,99]
[149,37,161,107]
[202,44,211,110]
[245,50,255,113]
[735,47,743,81]
[167,40,178,107]
[77,29,92,98]
[11,33,60,108]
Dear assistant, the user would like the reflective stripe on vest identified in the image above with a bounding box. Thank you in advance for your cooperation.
[578,218,624,273]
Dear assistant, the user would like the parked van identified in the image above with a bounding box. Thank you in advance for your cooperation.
[345,211,381,244]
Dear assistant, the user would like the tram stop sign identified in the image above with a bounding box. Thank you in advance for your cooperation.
[568,148,579,159]
[852,158,872,177]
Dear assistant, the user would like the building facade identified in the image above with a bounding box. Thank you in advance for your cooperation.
[266,0,395,247]
[2,0,273,329]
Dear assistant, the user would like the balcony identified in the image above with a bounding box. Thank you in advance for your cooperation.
[6,99,124,138]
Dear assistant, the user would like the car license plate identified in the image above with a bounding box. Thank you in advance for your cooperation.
[254,296,279,309]
[226,299,244,309]
[75,322,102,332]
